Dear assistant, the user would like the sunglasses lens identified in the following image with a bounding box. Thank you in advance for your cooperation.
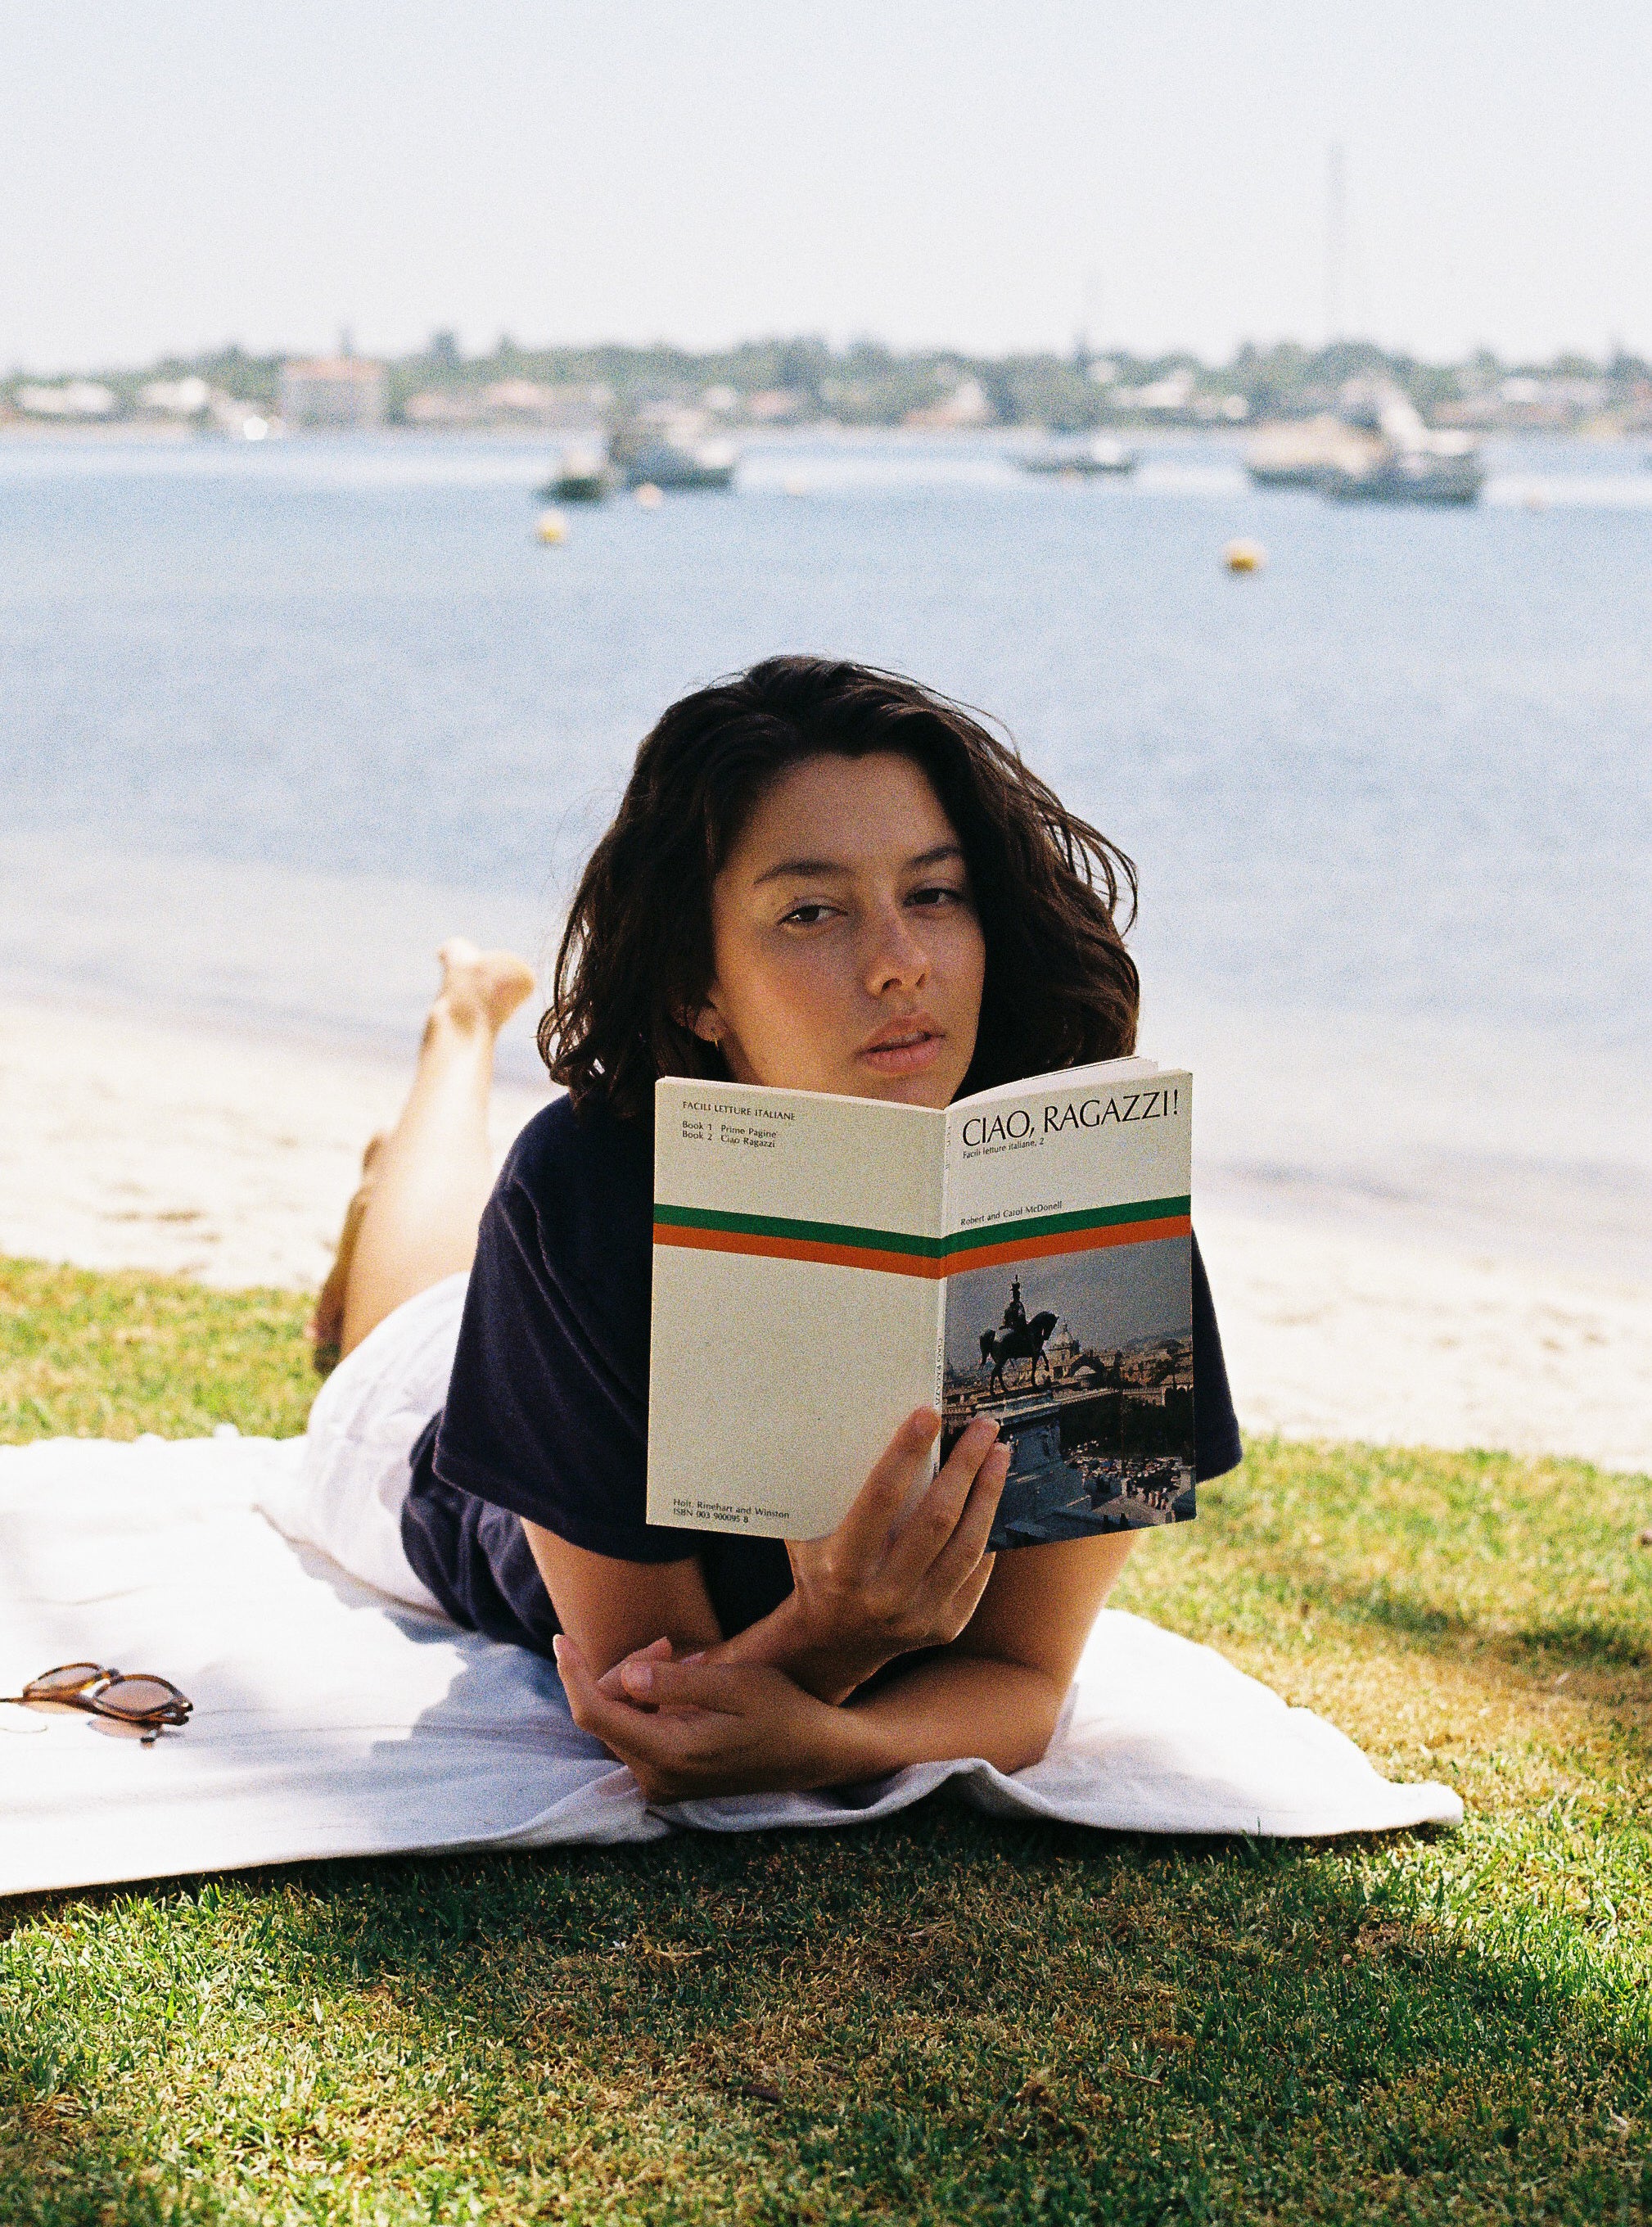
[102,1676,183,1717]
[29,1664,102,1696]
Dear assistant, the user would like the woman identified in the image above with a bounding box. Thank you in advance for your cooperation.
[296,657,1240,1803]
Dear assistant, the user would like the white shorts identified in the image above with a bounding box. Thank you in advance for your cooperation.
[268,1272,471,1614]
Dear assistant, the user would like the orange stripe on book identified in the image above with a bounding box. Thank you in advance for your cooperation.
[652,1214,1191,1276]
[652,1225,941,1278]
[942,1215,1190,1272]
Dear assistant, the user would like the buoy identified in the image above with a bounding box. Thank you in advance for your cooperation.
[1224,538,1266,573]
[535,510,568,544]
[634,482,664,509]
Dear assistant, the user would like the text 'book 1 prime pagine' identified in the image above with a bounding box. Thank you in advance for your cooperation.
[648,1058,1195,1547]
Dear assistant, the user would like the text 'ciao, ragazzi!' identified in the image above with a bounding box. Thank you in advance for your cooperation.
[957,1086,1181,1152]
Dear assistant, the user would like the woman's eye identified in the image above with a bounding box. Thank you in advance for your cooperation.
[909,883,968,909]
[781,902,837,927]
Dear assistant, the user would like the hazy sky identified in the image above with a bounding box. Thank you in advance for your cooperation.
[5,2,1646,371]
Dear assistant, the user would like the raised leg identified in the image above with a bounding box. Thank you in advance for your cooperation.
[317,940,535,1363]
[309,1132,388,1370]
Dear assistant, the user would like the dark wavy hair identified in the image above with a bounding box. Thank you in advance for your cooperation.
[540,656,1140,1122]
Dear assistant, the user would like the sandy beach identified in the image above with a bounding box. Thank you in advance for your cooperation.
[0,996,551,1293]
[3,992,1647,1475]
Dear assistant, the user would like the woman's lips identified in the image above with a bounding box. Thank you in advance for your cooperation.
[857,1028,944,1076]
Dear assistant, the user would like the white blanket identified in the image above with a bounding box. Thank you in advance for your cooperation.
[0,1433,1461,1897]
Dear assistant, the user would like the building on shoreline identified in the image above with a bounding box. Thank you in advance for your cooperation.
[279,357,386,431]
[402,379,608,431]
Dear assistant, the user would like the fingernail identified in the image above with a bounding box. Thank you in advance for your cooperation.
[622,1660,655,1695]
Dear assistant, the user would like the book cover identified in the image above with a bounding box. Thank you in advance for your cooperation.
[648,1059,1194,1547]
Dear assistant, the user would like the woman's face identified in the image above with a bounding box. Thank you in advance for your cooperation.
[694,752,986,1109]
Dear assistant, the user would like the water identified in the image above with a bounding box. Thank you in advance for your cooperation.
[2,428,1648,1271]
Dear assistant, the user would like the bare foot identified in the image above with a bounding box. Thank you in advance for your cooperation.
[309,1132,386,1372]
[434,937,537,1035]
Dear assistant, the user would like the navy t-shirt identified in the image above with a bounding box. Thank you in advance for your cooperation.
[401,1095,1244,1656]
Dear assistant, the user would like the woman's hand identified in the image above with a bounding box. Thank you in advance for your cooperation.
[594,1633,695,1705]
[779,1408,1011,1701]
[571,1409,1011,1717]
[554,1635,878,1804]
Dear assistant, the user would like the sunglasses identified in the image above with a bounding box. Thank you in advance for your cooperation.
[0,1661,192,1744]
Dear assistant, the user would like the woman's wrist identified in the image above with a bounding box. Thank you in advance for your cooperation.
[810,1686,899,1785]
[720,1591,896,1704]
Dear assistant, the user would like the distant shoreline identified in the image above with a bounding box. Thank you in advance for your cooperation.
[0,418,193,443]
[3,418,1642,445]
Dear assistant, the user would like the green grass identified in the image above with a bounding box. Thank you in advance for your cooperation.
[0,1259,316,1444]
[2,1258,1649,2225]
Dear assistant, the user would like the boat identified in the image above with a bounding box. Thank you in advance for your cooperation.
[1245,415,1378,489]
[536,441,612,504]
[1318,446,1484,506]
[1247,380,1484,505]
[1316,382,1483,504]
[612,431,738,493]
[1021,433,1136,478]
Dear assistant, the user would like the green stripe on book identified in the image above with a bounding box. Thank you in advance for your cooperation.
[652,1195,1191,1257]
[945,1196,1190,1256]
[652,1204,942,1258]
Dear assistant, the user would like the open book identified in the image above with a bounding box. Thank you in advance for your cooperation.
[648,1058,1194,1548]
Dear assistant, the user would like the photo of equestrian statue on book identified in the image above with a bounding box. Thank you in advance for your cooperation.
[941,1240,1196,1546]
[648,1059,1194,1547]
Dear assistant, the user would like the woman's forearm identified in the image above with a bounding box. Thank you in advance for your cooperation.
[706,1590,885,1703]
[559,1636,1067,1802]
[707,1606,1071,1780]
[833,1652,1066,1781]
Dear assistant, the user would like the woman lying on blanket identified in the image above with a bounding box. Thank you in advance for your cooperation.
[301,657,1240,1802]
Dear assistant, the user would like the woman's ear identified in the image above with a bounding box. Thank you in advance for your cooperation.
[680,1001,723,1046]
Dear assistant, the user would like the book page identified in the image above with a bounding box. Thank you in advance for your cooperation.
[941,1064,1195,1544]
[649,1078,946,1541]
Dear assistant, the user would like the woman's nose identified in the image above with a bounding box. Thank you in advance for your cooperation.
[862,904,928,992]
